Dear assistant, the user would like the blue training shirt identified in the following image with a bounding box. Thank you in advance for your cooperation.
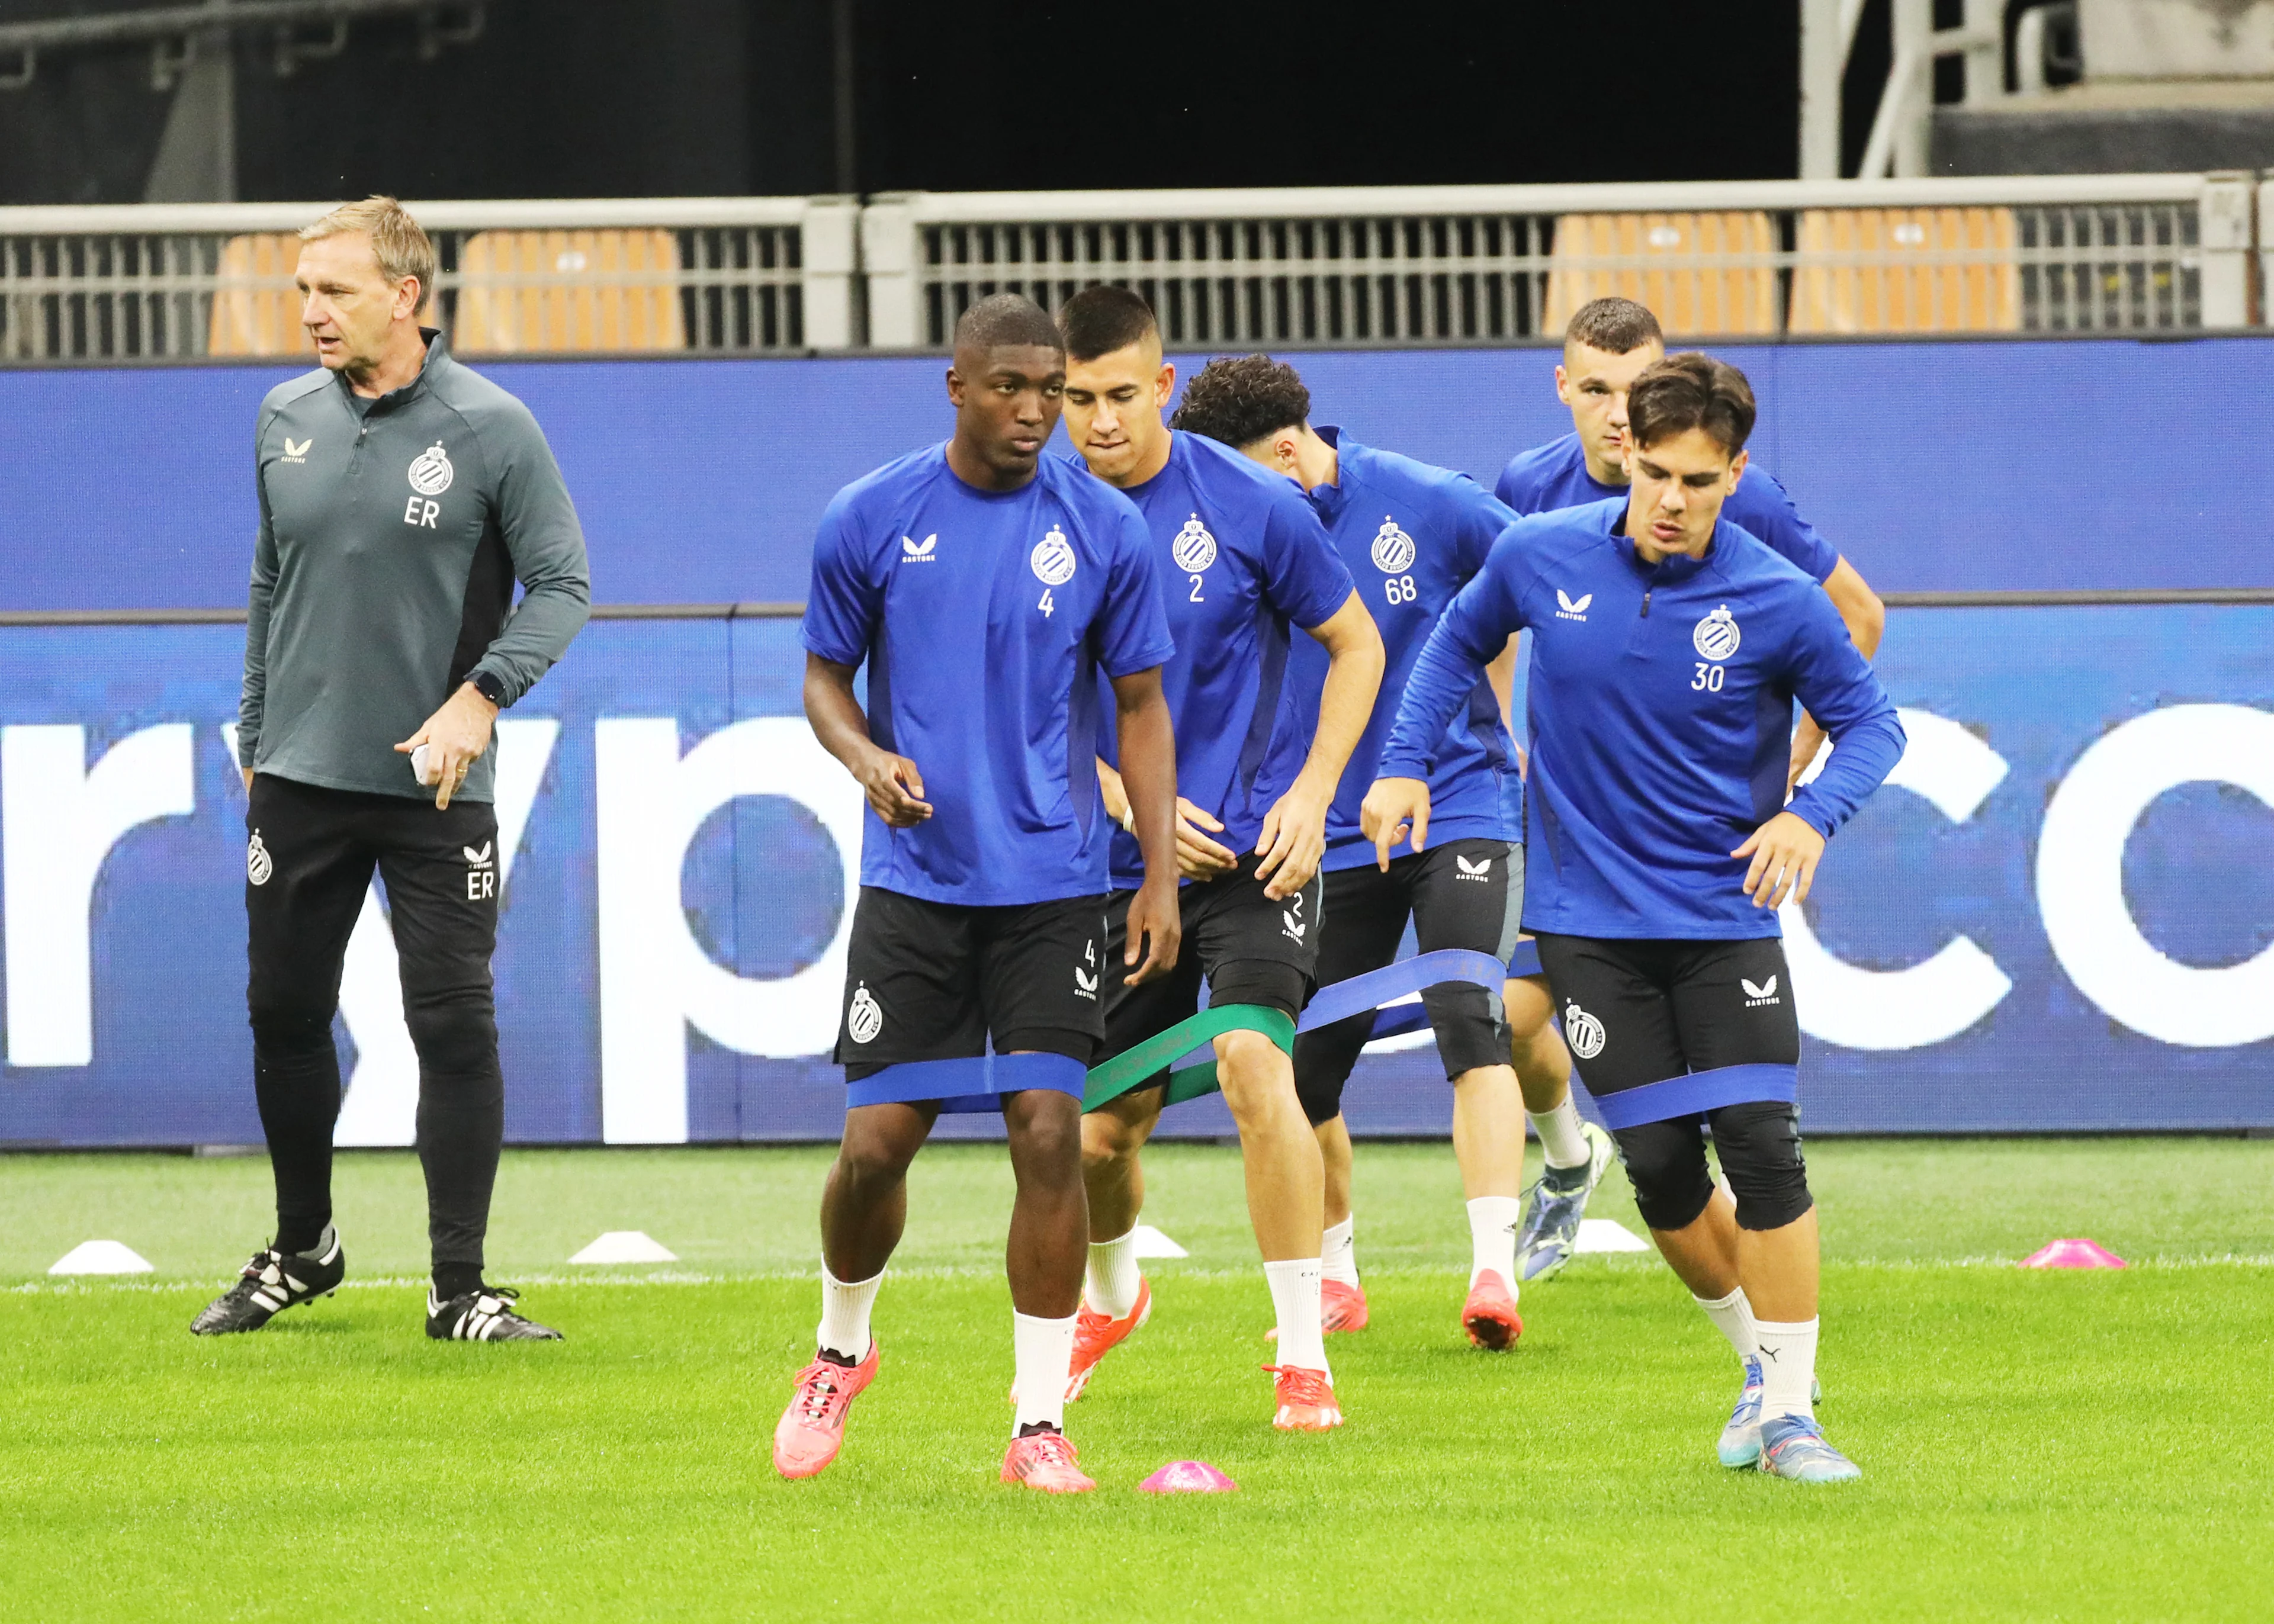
[1381,498,1904,940]
[1093,431,1356,889]
[804,443,1175,907]
[1290,429,1520,872]
[1495,432,1840,585]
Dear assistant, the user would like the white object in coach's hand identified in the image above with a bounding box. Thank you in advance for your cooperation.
[410,743,435,787]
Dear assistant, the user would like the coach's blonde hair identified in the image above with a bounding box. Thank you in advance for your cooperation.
[300,195,435,314]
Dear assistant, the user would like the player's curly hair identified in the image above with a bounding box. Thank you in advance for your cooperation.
[1626,351,1756,455]
[1168,353,1311,448]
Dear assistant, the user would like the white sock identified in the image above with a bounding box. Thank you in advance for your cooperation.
[1011,1311,1077,1434]
[817,1263,882,1361]
[1084,1227,1143,1319]
[1530,1096,1591,1168]
[1694,1285,1761,1367]
[1466,1195,1523,1288]
[1756,1317,1819,1422]
[1321,1215,1359,1287]
[1263,1258,1329,1378]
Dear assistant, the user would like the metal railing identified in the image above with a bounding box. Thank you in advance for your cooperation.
[0,196,853,362]
[864,173,2250,348]
[0,173,2260,362]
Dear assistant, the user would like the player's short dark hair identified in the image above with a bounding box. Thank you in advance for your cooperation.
[1563,296,1663,356]
[1057,285,1160,362]
[1168,354,1312,448]
[952,292,1064,356]
[1626,352,1756,456]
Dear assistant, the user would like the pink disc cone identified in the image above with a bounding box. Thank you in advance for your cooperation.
[2019,1237,2127,1269]
[1138,1460,1238,1494]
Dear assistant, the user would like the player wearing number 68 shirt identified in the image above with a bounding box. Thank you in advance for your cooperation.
[1368,353,1904,1484]
[1173,352,1601,1357]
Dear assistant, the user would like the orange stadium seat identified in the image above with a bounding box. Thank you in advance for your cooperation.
[1789,208,2020,334]
[1544,212,1780,338]
[452,229,685,353]
[207,233,312,358]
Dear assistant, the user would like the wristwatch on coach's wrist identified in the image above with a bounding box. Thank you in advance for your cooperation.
[469,670,510,709]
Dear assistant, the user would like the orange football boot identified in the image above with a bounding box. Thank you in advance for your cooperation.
[1265,1363,1344,1430]
[773,1341,879,1480]
[1319,1277,1370,1333]
[1462,1269,1523,1350]
[1064,1278,1151,1400]
[1000,1429,1097,1493]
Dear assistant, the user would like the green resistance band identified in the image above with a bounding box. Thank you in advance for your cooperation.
[1081,1004,1296,1113]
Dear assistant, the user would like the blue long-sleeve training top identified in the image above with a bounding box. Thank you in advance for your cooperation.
[1379,498,1904,940]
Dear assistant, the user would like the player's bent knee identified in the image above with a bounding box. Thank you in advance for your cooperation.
[1611,1118,1717,1232]
[1711,1102,1814,1231]
[401,995,496,1069]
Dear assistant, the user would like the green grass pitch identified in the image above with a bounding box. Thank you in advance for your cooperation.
[3,1137,2269,1621]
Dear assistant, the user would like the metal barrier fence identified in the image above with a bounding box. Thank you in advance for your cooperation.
[0,173,2260,362]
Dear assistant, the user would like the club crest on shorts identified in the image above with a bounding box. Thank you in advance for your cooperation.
[246,829,272,886]
[1692,604,1741,661]
[1030,525,1077,587]
[1370,516,1416,574]
[1171,514,1217,573]
[847,983,884,1044]
[1563,1001,1606,1059]
[407,442,454,497]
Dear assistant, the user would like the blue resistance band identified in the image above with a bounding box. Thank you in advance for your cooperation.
[1357,940,1543,1041]
[844,1051,1087,1115]
[1588,1063,1798,1132]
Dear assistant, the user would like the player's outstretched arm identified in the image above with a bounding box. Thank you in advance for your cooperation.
[802,652,934,827]
[1255,590,1384,900]
[1788,556,1886,791]
[1110,666,1183,983]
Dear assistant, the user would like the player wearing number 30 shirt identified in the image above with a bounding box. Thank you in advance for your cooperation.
[1370,353,1903,1485]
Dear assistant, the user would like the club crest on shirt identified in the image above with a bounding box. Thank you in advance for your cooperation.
[847,983,884,1044]
[408,442,454,497]
[1030,525,1077,587]
[1693,604,1741,661]
[1171,514,1218,573]
[1370,517,1416,574]
[1563,1001,1606,1060]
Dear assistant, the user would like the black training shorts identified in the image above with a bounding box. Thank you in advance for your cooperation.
[1529,933,1799,1101]
[834,886,1107,1079]
[1292,838,1524,1126]
[1094,851,1323,1101]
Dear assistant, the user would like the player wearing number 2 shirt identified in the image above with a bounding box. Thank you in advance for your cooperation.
[1056,288,1383,1433]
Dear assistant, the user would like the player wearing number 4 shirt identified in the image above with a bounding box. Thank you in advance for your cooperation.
[788,295,1185,1493]
[1175,350,1610,1351]
[1369,354,1904,1482]
[1056,288,1385,1431]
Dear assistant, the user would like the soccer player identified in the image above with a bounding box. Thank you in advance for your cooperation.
[1367,353,1903,1482]
[196,197,589,1343]
[1171,353,1609,1349]
[1056,289,1384,1429]
[1496,297,1886,797]
[777,294,1183,1493]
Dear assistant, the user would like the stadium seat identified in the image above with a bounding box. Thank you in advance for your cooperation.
[452,229,685,353]
[207,233,311,358]
[1544,212,1780,337]
[1789,208,2021,334]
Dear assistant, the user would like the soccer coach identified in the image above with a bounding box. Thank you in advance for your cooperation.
[193,197,590,1343]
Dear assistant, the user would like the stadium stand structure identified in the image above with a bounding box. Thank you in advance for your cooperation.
[0,174,2258,360]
